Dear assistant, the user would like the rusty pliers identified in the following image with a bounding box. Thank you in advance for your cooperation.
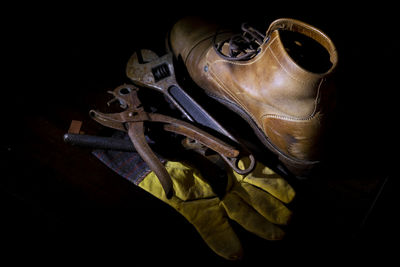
[89,84,240,198]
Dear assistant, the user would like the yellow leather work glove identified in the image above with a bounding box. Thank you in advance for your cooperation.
[139,159,295,260]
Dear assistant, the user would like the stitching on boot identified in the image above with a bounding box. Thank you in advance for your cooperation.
[262,79,323,121]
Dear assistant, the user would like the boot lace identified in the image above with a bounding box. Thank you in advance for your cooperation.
[213,23,267,61]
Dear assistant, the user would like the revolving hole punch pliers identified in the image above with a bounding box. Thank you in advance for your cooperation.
[89,84,242,198]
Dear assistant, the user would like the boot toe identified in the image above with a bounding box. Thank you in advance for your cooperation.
[169,16,218,62]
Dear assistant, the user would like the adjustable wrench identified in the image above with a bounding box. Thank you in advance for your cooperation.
[126,50,233,138]
[126,49,255,175]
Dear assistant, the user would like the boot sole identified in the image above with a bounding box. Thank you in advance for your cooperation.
[204,91,320,177]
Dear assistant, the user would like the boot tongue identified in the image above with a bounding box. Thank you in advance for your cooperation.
[220,43,257,60]
[214,23,265,61]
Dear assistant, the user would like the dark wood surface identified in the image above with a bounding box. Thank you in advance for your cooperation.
[2,5,396,264]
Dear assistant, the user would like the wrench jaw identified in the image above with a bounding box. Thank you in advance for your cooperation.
[127,49,195,121]
[126,49,177,93]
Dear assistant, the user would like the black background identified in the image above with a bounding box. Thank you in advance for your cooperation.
[1,2,397,265]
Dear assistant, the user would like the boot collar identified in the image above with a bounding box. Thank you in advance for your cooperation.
[265,18,338,73]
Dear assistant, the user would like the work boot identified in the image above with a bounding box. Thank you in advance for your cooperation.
[168,17,338,176]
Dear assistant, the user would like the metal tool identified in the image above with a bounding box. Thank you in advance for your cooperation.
[63,133,136,152]
[126,49,256,175]
[89,84,240,198]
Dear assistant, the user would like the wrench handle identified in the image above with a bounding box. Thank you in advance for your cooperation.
[167,85,235,140]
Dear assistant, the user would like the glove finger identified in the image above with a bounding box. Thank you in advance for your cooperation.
[222,193,286,240]
[237,160,295,204]
[139,161,216,201]
[139,163,243,261]
[234,181,292,225]
[178,198,243,261]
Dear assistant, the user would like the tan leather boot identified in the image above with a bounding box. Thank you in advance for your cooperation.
[168,17,338,176]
